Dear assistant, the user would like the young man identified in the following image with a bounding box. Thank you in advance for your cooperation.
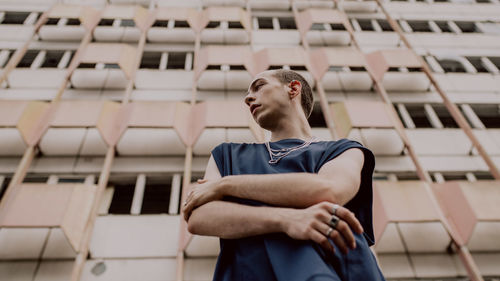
[182,69,385,281]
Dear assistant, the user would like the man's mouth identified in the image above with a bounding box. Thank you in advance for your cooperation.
[250,104,261,115]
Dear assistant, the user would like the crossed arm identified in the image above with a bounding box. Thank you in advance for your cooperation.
[183,148,365,254]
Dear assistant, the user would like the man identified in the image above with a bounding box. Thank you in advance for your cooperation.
[182,69,385,281]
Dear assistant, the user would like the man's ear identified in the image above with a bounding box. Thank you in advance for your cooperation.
[288,80,302,99]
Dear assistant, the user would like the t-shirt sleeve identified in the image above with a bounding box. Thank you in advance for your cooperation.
[317,139,377,246]
[211,143,226,177]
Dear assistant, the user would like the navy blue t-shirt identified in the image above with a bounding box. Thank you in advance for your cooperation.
[210,138,385,281]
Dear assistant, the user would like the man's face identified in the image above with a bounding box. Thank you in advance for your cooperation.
[244,70,290,130]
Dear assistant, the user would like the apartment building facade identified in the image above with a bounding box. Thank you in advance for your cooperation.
[0,0,500,280]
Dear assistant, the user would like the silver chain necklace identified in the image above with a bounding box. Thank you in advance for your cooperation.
[265,136,319,164]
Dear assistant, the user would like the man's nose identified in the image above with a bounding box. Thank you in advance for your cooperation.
[244,94,256,106]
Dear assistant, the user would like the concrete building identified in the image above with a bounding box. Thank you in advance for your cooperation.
[0,0,500,280]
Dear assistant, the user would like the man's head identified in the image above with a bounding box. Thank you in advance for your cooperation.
[244,69,314,130]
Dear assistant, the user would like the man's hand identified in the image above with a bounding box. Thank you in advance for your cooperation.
[183,179,223,221]
[281,201,364,254]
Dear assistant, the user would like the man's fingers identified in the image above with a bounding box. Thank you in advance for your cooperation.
[335,220,356,249]
[310,229,334,254]
[336,207,363,234]
[326,227,349,254]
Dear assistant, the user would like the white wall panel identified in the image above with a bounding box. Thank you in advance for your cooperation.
[321,72,342,91]
[0,261,37,281]
[89,215,179,258]
[382,73,430,92]
[9,69,66,88]
[193,128,225,155]
[419,156,488,172]
[472,129,500,156]
[467,222,500,252]
[398,222,450,253]
[360,128,404,156]
[117,128,185,156]
[42,228,76,259]
[81,259,177,281]
[225,70,252,90]
[406,129,472,156]
[147,28,196,43]
[410,254,461,278]
[0,128,27,156]
[71,69,107,89]
[185,235,220,257]
[29,157,77,173]
[80,128,108,156]
[224,30,249,44]
[198,70,224,90]
[374,223,406,253]
[227,128,257,143]
[104,69,128,88]
[93,27,124,41]
[0,26,34,41]
[200,30,224,44]
[354,32,400,47]
[252,30,301,45]
[446,73,499,92]
[338,72,372,91]
[121,27,141,42]
[377,254,415,279]
[472,253,500,276]
[39,128,86,155]
[38,26,85,41]
[34,261,73,281]
[0,228,48,259]
[184,258,217,281]
[135,70,193,90]
[375,156,416,172]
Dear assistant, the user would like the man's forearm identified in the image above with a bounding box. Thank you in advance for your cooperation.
[217,173,340,208]
[187,200,288,239]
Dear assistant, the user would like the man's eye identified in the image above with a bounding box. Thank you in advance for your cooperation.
[255,84,263,90]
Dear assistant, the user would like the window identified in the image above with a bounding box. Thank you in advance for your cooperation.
[0,50,14,68]
[140,52,162,69]
[330,23,346,31]
[349,66,366,71]
[488,57,500,70]
[435,21,452,33]
[108,183,135,214]
[257,17,274,29]
[66,18,81,26]
[77,63,96,68]
[441,174,467,181]
[308,103,327,128]
[2,12,31,24]
[278,17,296,30]
[45,18,59,25]
[152,20,169,27]
[407,20,433,32]
[356,19,375,31]
[58,177,86,183]
[437,59,466,73]
[104,64,120,69]
[23,175,49,183]
[206,21,220,28]
[167,52,187,70]
[98,19,114,26]
[175,20,190,28]
[465,57,489,73]
[120,19,135,27]
[395,173,420,181]
[473,172,494,180]
[376,20,393,32]
[289,65,307,71]
[41,50,67,68]
[0,177,11,200]
[405,105,433,128]
[455,21,480,33]
[433,105,459,128]
[470,104,500,128]
[311,23,326,31]
[268,65,283,70]
[230,65,246,70]
[228,21,243,29]
[206,65,221,70]
[140,183,171,214]
[16,50,39,68]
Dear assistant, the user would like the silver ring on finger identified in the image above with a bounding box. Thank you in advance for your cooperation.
[325,227,333,237]
[332,204,340,216]
[329,214,340,229]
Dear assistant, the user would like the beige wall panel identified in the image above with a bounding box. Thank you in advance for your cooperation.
[198,71,224,90]
[0,228,48,259]
[419,156,488,172]
[29,157,77,173]
[375,156,416,172]
[472,253,500,276]
[338,72,372,91]
[227,128,257,143]
[321,72,342,91]
[382,73,429,92]
[398,222,450,253]
[353,32,400,47]
[9,69,66,89]
[305,31,323,45]
[135,70,193,90]
[185,235,220,257]
[432,74,454,91]
[377,254,415,279]
[71,69,107,89]
[42,228,76,259]
[90,215,179,258]
[193,128,225,155]
[0,26,34,41]
[74,157,105,173]
[147,28,196,43]
[467,222,500,251]
[224,30,249,44]
[472,129,500,156]
[200,30,224,44]
[81,258,177,281]
[34,261,73,281]
[0,157,21,173]
[225,70,252,90]
[131,89,193,101]
[117,128,185,156]
[447,73,499,93]
[0,261,37,281]
[360,128,404,156]
[407,33,457,48]
[80,128,108,156]
[192,156,210,173]
[111,157,186,173]
[38,26,86,41]
[39,128,86,156]
[346,128,363,144]
[374,223,405,253]
[0,128,27,156]
[252,30,301,45]
[323,31,351,46]
[184,258,217,281]
[93,27,125,42]
[121,27,141,42]
[249,0,289,10]
[410,254,461,278]
[340,1,377,12]
[103,69,128,89]
[311,128,332,141]
[406,129,472,155]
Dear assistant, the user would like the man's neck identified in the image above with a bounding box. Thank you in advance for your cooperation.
[269,117,312,142]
